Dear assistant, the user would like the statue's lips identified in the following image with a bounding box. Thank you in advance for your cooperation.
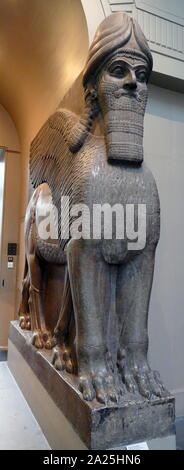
[112,90,147,109]
[113,89,138,99]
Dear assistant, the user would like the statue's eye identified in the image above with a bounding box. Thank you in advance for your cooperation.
[108,64,127,78]
[136,70,147,82]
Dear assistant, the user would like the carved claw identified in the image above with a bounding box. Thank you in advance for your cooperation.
[134,372,151,399]
[79,377,96,402]
[51,345,74,374]
[31,331,44,349]
[104,374,119,403]
[42,331,56,350]
[148,370,169,398]
[79,371,118,404]
[31,330,55,350]
[123,371,138,395]
[19,314,31,331]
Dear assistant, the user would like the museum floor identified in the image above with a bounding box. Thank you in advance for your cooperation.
[0,359,50,450]
[0,353,183,450]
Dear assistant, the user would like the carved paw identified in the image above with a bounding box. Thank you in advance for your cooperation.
[42,331,56,349]
[51,345,74,373]
[19,314,31,331]
[79,370,118,404]
[118,349,168,399]
[31,330,56,350]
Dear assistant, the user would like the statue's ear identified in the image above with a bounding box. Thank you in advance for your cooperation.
[84,82,97,101]
[68,86,99,154]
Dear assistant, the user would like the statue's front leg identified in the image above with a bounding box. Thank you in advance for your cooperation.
[117,245,168,398]
[67,240,118,404]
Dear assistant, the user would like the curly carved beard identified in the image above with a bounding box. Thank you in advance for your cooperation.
[98,78,148,164]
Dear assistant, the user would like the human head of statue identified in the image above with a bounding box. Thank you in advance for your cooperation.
[69,12,153,163]
[83,12,152,88]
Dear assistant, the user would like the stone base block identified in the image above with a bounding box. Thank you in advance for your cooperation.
[8,321,175,449]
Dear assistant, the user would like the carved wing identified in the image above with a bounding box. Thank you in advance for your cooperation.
[30,108,78,244]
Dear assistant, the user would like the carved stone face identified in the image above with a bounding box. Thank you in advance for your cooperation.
[97,53,149,163]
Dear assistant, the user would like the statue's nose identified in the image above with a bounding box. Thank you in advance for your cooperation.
[123,70,137,91]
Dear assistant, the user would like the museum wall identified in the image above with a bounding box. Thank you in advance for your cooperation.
[145,85,184,416]
[0,105,20,348]
[0,105,20,150]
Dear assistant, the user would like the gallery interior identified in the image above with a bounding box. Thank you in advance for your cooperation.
[0,0,184,451]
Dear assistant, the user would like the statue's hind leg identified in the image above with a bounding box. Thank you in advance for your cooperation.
[51,267,75,374]
[67,239,118,404]
[27,223,55,349]
[116,245,168,398]
[19,260,31,330]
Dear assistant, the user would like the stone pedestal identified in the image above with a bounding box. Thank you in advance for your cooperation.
[8,321,176,450]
